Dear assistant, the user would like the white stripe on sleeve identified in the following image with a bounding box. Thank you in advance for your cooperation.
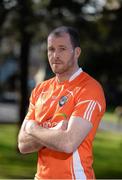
[83,101,97,122]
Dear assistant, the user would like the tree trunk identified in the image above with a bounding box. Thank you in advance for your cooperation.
[19,31,31,126]
[17,0,33,126]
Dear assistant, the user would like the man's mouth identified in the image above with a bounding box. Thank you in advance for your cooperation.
[52,62,62,64]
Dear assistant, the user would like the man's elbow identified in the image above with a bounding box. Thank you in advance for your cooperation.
[63,142,77,154]
[18,143,29,154]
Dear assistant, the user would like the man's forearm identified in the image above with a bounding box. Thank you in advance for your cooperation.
[26,125,71,153]
[18,131,43,154]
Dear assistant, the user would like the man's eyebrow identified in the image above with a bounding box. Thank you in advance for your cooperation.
[48,45,54,48]
[48,45,67,48]
[58,45,67,48]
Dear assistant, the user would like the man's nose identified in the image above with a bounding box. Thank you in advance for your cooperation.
[53,50,60,58]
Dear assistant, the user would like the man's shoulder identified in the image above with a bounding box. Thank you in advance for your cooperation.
[39,76,55,86]
[30,77,55,100]
[83,72,103,90]
[33,76,55,92]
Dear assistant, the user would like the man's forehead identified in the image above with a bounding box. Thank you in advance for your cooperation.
[48,32,70,41]
[48,33,71,45]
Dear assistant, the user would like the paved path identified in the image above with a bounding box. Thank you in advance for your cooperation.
[0,102,19,123]
[99,120,122,133]
[0,102,122,133]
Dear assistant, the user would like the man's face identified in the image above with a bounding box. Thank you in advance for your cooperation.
[47,33,76,74]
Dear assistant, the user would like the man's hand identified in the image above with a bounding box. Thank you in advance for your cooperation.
[50,120,68,130]
[25,120,39,134]
[18,119,44,154]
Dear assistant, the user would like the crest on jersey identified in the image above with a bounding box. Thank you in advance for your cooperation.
[59,96,68,107]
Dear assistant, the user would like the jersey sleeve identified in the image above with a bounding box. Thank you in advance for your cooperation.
[25,83,41,120]
[25,88,36,120]
[71,82,106,125]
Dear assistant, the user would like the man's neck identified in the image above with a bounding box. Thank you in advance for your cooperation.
[56,67,82,82]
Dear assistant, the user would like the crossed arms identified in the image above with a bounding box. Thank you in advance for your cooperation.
[18,116,92,154]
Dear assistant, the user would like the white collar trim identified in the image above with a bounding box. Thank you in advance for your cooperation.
[69,68,83,82]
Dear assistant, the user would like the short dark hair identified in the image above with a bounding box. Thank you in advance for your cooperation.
[48,26,80,48]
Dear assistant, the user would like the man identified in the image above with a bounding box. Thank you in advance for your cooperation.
[18,26,106,179]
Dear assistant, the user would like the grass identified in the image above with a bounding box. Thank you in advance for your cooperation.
[0,124,37,179]
[93,130,122,179]
[0,123,122,179]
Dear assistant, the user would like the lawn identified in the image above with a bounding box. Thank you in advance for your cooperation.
[0,124,37,179]
[93,130,122,178]
[0,123,122,179]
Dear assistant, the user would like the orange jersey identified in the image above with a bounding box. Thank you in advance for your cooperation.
[25,71,106,179]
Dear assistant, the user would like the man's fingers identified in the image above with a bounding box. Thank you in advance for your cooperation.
[25,120,36,133]
[50,120,68,130]
[61,120,68,130]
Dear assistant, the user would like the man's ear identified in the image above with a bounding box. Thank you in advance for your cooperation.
[74,47,81,59]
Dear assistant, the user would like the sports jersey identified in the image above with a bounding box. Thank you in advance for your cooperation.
[25,69,106,179]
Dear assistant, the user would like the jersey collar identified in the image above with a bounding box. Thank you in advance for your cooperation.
[69,68,83,82]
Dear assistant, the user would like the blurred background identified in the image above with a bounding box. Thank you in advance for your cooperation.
[0,0,122,179]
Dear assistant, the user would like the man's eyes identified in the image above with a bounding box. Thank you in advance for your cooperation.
[60,47,66,51]
[48,48,55,52]
[48,47,67,52]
